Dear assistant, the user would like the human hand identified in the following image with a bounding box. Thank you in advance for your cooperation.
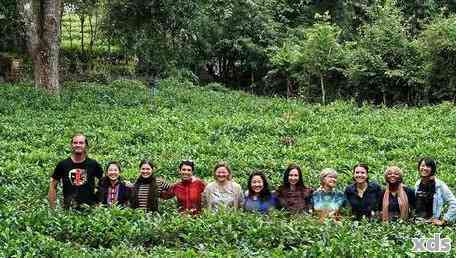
[431,219,446,225]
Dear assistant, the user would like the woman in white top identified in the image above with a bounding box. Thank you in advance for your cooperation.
[202,161,244,211]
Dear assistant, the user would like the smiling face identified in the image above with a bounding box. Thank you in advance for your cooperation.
[353,166,368,184]
[322,174,337,189]
[71,135,87,155]
[385,169,401,184]
[419,161,433,178]
[251,175,264,194]
[107,163,120,181]
[180,164,193,181]
[140,163,153,179]
[215,166,230,183]
[288,169,300,186]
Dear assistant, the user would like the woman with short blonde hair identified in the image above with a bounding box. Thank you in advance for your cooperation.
[311,168,346,222]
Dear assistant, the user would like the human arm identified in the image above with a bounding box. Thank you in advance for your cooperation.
[238,188,245,209]
[407,187,416,211]
[440,182,456,223]
[94,163,104,207]
[48,177,58,209]
[343,187,353,214]
[156,176,171,192]
[201,186,210,209]
[49,162,64,209]
[275,188,285,210]
[160,183,176,199]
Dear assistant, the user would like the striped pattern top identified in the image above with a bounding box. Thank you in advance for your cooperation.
[137,184,150,209]
[156,177,170,192]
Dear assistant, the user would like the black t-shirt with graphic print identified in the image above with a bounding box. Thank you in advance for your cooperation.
[52,157,103,208]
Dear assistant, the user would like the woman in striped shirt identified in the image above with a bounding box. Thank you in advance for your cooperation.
[131,160,169,211]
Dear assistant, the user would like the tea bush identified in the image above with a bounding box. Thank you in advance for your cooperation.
[0,79,455,257]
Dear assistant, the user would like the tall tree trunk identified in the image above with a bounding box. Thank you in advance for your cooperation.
[107,0,112,54]
[89,14,94,54]
[17,0,62,94]
[286,77,291,98]
[80,14,85,53]
[320,74,326,105]
[69,15,73,48]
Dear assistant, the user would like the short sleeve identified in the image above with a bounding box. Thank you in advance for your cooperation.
[94,161,103,179]
[51,161,64,180]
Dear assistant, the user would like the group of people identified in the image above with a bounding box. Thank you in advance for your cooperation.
[48,133,456,225]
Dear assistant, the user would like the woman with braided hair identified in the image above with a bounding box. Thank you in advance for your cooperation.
[380,166,415,222]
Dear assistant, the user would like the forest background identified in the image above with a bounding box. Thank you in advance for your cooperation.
[1,0,456,257]
[1,0,456,105]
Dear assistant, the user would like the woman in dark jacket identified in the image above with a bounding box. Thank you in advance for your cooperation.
[345,163,382,220]
[97,161,131,207]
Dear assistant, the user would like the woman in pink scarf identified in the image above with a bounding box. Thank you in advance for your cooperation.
[380,166,415,222]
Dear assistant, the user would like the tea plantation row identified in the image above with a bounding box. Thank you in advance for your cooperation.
[0,79,455,257]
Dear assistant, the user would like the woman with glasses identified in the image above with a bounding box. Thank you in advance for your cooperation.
[162,160,206,215]
[312,168,346,222]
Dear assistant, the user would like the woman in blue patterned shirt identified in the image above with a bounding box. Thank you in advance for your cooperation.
[312,168,346,222]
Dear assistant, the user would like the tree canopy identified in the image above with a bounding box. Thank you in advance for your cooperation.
[3,0,456,104]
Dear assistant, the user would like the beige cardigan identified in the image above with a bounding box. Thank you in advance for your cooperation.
[202,181,244,211]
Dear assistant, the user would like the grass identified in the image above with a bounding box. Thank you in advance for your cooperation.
[0,79,455,257]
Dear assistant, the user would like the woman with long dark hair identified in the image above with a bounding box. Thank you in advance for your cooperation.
[97,161,131,207]
[130,160,160,212]
[345,163,382,220]
[276,164,313,213]
[243,170,278,214]
[415,158,456,225]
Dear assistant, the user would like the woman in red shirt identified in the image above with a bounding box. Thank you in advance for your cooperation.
[162,160,206,215]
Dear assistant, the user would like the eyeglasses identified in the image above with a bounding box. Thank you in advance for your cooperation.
[182,159,194,166]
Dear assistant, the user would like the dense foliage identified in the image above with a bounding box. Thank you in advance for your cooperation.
[1,79,456,256]
[4,0,456,103]
[0,0,24,52]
